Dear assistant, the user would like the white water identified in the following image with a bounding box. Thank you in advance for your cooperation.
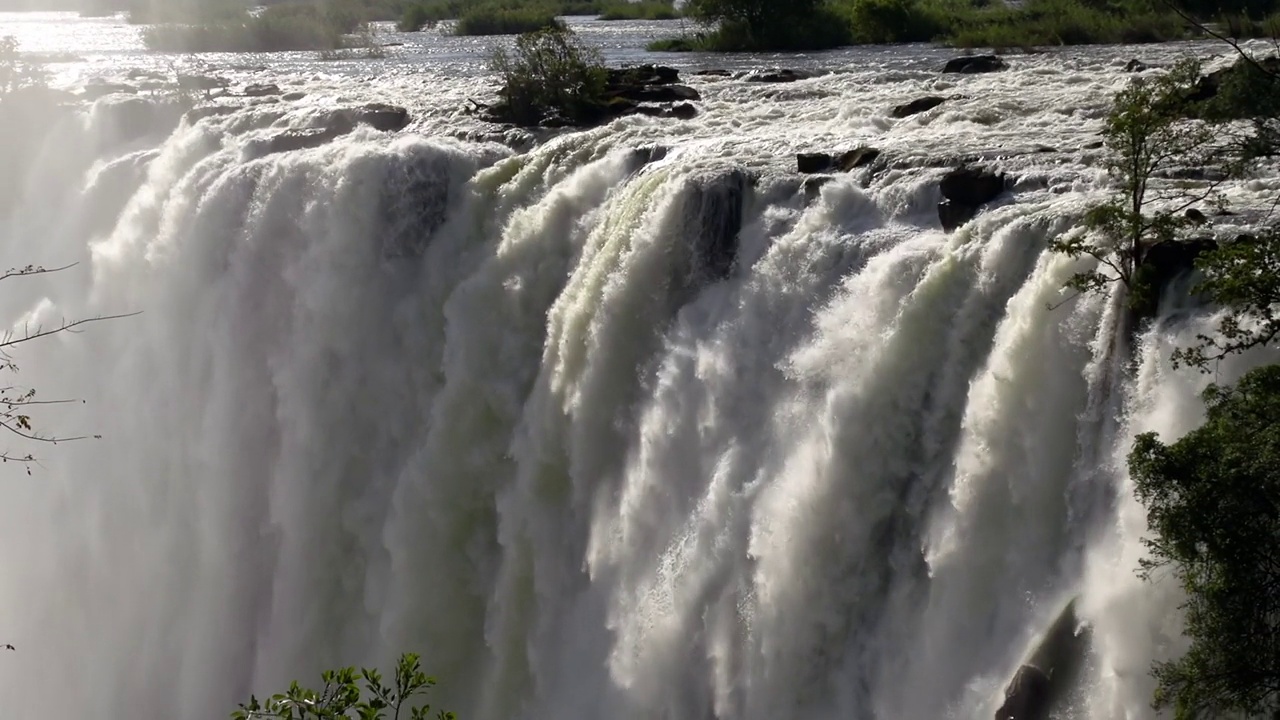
[2,14,1280,720]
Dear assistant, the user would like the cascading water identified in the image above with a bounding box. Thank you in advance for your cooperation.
[1,15,1277,720]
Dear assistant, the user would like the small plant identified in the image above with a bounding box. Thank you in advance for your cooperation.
[233,653,454,720]
[488,25,608,125]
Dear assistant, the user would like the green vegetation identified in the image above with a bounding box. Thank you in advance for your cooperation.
[233,653,454,719]
[1042,32,1280,718]
[487,25,608,125]
[599,0,679,20]
[1129,366,1280,718]
[140,1,385,53]
[455,6,565,35]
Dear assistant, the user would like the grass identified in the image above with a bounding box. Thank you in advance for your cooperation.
[139,1,395,52]
[454,6,566,34]
[599,1,679,20]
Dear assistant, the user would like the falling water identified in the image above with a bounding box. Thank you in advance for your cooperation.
[1,15,1277,720]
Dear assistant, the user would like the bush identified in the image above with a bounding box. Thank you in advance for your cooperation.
[141,3,362,52]
[840,0,948,43]
[454,6,565,34]
[941,0,1185,47]
[600,0,678,20]
[489,26,608,125]
[233,653,454,720]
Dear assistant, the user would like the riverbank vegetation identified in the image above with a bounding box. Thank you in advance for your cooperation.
[644,0,1280,51]
[140,0,389,52]
[1043,34,1280,717]
[233,653,454,719]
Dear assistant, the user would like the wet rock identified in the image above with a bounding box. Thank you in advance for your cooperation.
[282,91,307,101]
[266,127,347,154]
[1132,237,1219,318]
[943,55,1007,74]
[838,146,881,170]
[244,83,282,97]
[745,68,817,83]
[892,95,947,118]
[618,83,701,103]
[177,74,230,95]
[1185,207,1208,224]
[481,64,699,128]
[126,68,168,81]
[81,81,137,100]
[684,169,751,283]
[694,69,733,77]
[264,103,411,155]
[668,102,699,120]
[1083,140,1105,150]
[797,153,835,174]
[995,599,1091,720]
[938,166,1006,231]
[1124,58,1150,73]
[184,105,237,123]
[608,64,680,86]
[630,145,668,165]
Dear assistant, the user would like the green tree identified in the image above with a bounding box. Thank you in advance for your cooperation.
[1049,59,1223,316]
[234,653,454,720]
[487,26,607,126]
[1129,364,1280,719]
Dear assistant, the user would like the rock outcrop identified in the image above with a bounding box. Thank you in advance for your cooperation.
[796,147,881,174]
[943,55,1007,74]
[477,64,701,128]
[938,166,1006,231]
[264,103,411,155]
[745,69,819,83]
[244,83,282,97]
[994,599,1091,720]
[892,95,947,118]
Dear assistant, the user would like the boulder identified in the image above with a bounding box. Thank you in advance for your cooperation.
[1124,58,1150,73]
[282,91,307,101]
[184,105,238,123]
[943,55,1007,74]
[689,168,751,282]
[668,102,699,120]
[244,83,282,97]
[1185,207,1208,224]
[694,69,733,77]
[745,69,817,83]
[797,153,835,174]
[264,103,411,155]
[608,64,681,86]
[346,102,411,132]
[266,126,347,155]
[177,74,230,94]
[482,64,700,128]
[616,84,701,103]
[994,665,1053,720]
[838,146,881,170]
[994,599,1091,720]
[1132,237,1219,318]
[81,81,137,100]
[126,68,168,81]
[938,166,1006,231]
[892,95,947,118]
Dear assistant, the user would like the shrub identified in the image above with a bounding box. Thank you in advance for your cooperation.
[142,3,358,52]
[489,26,608,125]
[233,653,454,720]
[600,0,678,20]
[841,0,947,43]
[454,6,565,35]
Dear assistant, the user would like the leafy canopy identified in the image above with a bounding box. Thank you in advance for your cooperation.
[233,653,453,720]
[1129,365,1280,719]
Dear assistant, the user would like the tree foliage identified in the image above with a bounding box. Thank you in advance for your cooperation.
[1129,365,1280,719]
[1049,59,1222,312]
[233,653,454,720]
[488,26,607,126]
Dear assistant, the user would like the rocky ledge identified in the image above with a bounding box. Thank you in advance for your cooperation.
[473,64,702,129]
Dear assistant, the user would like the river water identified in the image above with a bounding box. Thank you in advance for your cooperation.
[0,11,1277,720]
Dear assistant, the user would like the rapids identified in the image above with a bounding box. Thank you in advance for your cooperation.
[1,13,1278,720]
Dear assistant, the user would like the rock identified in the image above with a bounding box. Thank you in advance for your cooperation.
[938,166,1006,231]
[838,146,881,170]
[745,69,817,83]
[1124,58,1150,73]
[616,84,701,103]
[177,74,230,94]
[81,81,137,100]
[266,126,347,155]
[667,102,699,120]
[630,145,668,165]
[244,83,281,97]
[943,55,1007,74]
[1083,140,1105,150]
[126,68,167,81]
[995,599,1091,720]
[797,153,835,174]
[689,168,750,282]
[892,95,947,118]
[347,102,411,132]
[1132,237,1219,318]
[1185,208,1208,224]
[608,64,681,86]
[184,105,237,123]
[282,91,307,101]
[694,69,733,77]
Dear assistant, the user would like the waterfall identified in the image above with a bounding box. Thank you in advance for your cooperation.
[0,90,1269,720]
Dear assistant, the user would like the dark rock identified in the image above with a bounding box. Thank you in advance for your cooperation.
[266,127,347,155]
[745,69,817,83]
[892,95,947,118]
[803,175,834,200]
[282,91,307,101]
[943,55,1007,74]
[938,166,1006,231]
[995,599,1091,720]
[244,83,281,97]
[608,64,681,86]
[177,74,230,94]
[1132,237,1219,318]
[81,81,137,100]
[616,84,701,103]
[347,102,411,132]
[667,102,699,120]
[797,153,834,174]
[184,105,237,123]
[630,145,668,165]
[1083,140,1105,150]
[1124,58,1150,73]
[1185,208,1208,224]
[694,69,733,77]
[126,69,167,81]
[689,168,750,282]
[838,147,880,170]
